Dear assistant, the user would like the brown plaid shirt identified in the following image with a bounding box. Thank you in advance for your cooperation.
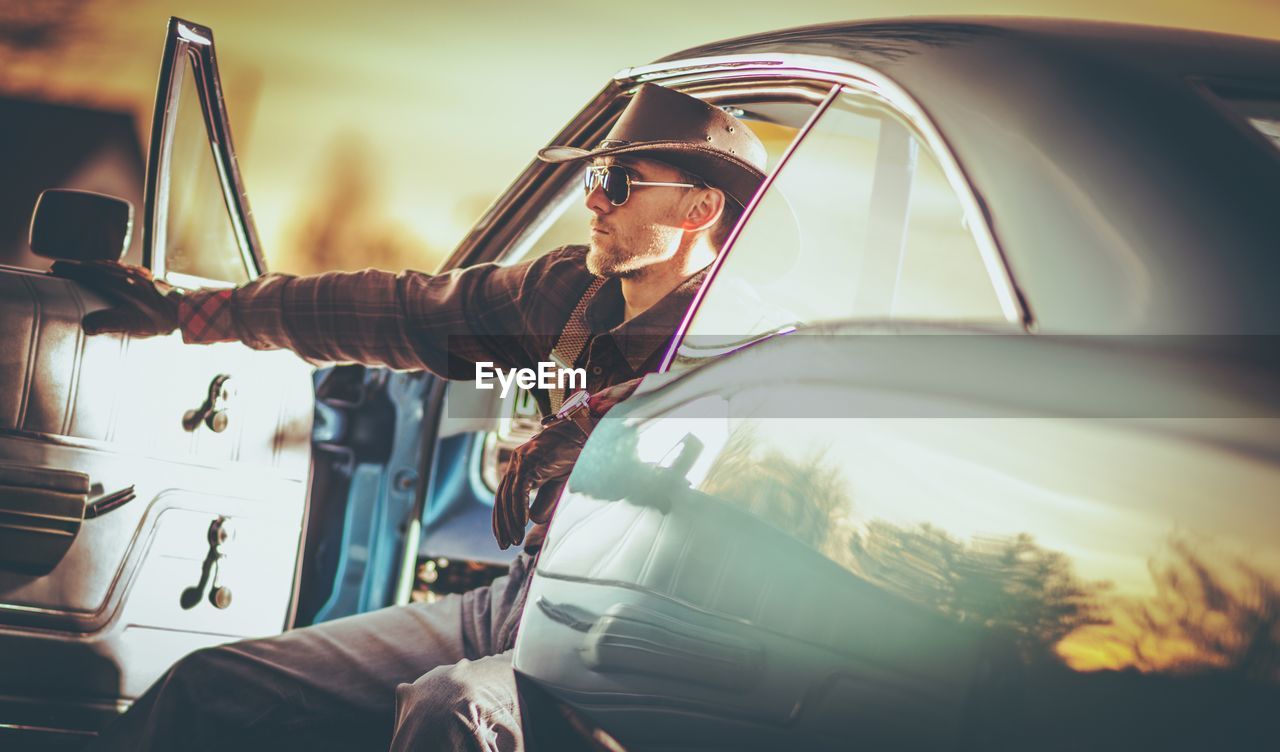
[177,245,706,415]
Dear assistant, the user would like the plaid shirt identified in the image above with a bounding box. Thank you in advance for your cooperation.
[175,245,706,415]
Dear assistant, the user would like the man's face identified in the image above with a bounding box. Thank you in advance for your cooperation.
[584,156,694,278]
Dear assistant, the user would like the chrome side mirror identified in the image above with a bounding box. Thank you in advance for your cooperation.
[29,189,133,262]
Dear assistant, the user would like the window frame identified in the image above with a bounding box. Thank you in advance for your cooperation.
[143,17,264,288]
[649,55,1030,372]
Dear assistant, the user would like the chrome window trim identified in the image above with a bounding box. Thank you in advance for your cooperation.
[143,17,264,284]
[621,54,1029,337]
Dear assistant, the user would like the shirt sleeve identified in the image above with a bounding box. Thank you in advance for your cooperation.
[176,288,237,344]
[175,246,590,380]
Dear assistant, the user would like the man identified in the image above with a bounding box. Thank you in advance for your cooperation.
[82,83,766,751]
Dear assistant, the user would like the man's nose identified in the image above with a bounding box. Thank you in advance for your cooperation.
[584,182,612,215]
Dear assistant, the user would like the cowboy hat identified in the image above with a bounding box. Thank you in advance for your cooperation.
[538,83,767,208]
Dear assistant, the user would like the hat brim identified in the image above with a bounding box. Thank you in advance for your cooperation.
[537,141,765,209]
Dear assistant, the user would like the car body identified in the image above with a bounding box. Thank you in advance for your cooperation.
[1,14,1278,751]
[507,17,1280,751]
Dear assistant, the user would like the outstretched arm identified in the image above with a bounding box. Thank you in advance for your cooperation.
[173,266,531,376]
[61,248,594,378]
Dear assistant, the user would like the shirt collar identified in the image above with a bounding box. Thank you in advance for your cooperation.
[584,268,709,372]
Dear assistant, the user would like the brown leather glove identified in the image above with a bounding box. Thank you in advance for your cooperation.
[493,417,586,550]
[492,378,641,550]
[51,260,180,337]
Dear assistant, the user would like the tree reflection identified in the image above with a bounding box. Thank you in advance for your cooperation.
[700,427,856,565]
[579,417,1280,683]
[850,522,1112,664]
[688,423,1279,679]
[694,424,1107,662]
[1059,538,1280,681]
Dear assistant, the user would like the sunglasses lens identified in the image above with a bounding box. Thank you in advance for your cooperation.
[584,165,631,205]
[602,165,630,205]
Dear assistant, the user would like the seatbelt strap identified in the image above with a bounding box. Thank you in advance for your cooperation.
[548,277,605,412]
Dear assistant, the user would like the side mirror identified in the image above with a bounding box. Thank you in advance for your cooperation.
[29,189,133,263]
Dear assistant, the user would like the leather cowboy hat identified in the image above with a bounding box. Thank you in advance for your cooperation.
[537,83,767,208]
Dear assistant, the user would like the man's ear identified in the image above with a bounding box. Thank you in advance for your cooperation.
[681,187,725,233]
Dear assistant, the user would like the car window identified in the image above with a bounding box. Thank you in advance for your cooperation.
[674,87,1012,363]
[159,60,250,286]
[499,181,593,267]
[145,22,262,290]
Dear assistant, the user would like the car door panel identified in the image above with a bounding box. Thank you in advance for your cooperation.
[521,487,979,749]
[0,17,313,744]
[0,270,311,627]
[0,288,313,743]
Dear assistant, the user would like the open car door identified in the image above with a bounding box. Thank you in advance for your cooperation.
[0,18,313,748]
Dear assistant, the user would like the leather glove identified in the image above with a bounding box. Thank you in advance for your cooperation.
[51,260,180,337]
[492,378,641,550]
[493,416,586,550]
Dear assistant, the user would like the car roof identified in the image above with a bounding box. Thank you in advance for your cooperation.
[660,19,1280,333]
[662,17,1280,73]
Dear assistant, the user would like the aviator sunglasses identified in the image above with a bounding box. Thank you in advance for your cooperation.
[583,164,699,206]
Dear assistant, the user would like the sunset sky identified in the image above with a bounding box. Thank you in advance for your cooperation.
[3,0,1279,273]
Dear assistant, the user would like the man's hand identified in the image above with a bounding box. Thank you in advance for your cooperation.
[493,417,586,550]
[492,378,641,550]
[51,260,180,337]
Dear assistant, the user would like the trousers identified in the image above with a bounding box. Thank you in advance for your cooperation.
[88,553,534,752]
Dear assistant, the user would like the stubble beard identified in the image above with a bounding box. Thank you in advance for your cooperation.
[587,235,643,279]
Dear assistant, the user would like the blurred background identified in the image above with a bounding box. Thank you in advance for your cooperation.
[3,0,1279,275]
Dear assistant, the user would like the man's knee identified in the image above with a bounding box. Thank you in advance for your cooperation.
[393,657,521,751]
[394,664,472,741]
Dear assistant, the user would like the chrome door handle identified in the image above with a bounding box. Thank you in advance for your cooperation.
[183,374,233,432]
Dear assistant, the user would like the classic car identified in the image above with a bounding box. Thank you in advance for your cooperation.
[512,17,1280,751]
[2,14,1278,751]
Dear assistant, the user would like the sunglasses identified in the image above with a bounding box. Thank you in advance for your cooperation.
[583,164,699,206]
